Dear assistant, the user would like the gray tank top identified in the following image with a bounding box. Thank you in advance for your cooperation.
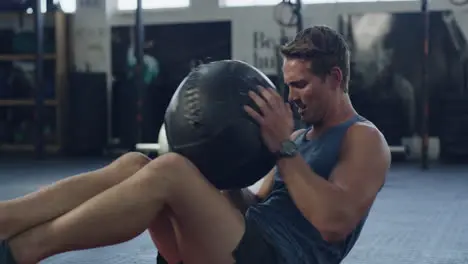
[246,114,368,264]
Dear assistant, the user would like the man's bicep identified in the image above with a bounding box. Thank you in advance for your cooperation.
[330,125,390,212]
[255,128,306,199]
[255,168,276,199]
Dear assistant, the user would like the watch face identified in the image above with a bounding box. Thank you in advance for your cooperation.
[282,140,298,155]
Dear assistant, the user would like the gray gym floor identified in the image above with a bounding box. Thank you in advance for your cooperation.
[0,158,467,264]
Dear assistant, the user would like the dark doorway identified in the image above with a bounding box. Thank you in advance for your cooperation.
[111,21,232,148]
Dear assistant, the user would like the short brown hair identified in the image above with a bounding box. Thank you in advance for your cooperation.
[280,25,350,93]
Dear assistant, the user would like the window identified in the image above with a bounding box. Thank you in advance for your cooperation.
[58,0,76,13]
[221,0,283,6]
[221,0,414,7]
[118,0,190,10]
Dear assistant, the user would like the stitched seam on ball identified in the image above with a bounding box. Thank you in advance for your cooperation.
[183,71,203,127]
[184,87,202,126]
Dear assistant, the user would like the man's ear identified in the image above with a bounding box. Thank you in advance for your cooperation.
[331,67,343,83]
[328,66,343,88]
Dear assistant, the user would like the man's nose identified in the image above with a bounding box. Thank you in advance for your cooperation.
[288,87,297,102]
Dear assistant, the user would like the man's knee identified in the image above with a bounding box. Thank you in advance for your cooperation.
[114,152,151,171]
[142,153,207,197]
[147,153,200,176]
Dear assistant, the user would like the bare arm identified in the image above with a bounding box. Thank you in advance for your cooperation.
[224,129,306,213]
[255,168,275,200]
[277,123,390,242]
[223,169,273,214]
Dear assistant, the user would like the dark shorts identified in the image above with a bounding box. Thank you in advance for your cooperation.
[232,217,281,264]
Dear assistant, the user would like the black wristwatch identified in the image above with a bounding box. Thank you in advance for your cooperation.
[275,140,298,159]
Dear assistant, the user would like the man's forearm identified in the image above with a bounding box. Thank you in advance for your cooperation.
[277,156,348,231]
[223,188,260,214]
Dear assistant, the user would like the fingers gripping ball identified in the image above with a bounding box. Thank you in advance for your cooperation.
[164,60,277,190]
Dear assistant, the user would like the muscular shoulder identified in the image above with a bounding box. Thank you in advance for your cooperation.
[350,121,384,139]
[342,121,391,164]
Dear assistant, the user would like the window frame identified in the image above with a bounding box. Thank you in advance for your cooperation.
[220,0,415,8]
[116,0,190,11]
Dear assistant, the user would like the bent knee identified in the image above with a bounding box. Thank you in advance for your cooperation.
[149,153,198,173]
[144,153,204,188]
[114,152,151,171]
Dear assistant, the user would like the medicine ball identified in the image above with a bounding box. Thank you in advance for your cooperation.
[164,60,277,190]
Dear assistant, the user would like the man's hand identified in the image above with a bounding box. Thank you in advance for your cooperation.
[244,86,295,153]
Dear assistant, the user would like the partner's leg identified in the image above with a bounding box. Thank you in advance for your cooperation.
[0,152,150,240]
[8,153,244,264]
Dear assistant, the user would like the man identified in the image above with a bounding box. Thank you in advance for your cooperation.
[127,39,160,85]
[0,25,390,264]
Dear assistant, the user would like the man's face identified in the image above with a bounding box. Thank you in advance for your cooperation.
[283,58,341,126]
